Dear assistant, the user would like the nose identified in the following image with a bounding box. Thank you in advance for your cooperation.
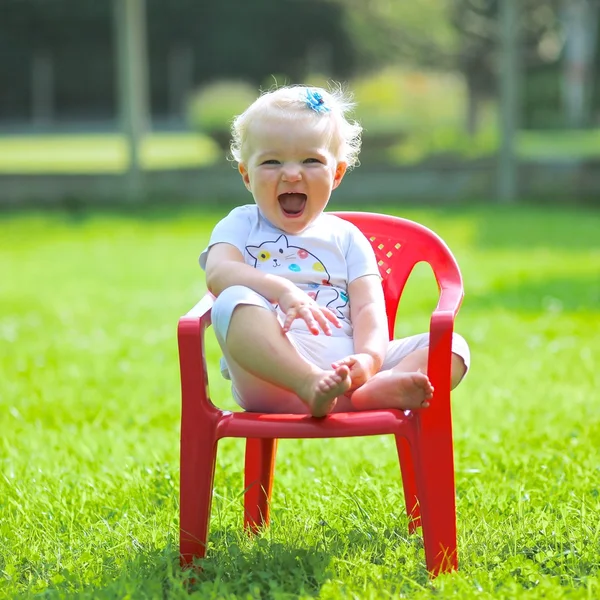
[281,163,302,182]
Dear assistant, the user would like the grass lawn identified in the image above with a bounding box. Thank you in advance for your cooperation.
[518,130,600,161]
[0,133,219,174]
[1,202,599,598]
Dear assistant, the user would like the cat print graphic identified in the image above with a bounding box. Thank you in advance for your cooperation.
[246,234,349,320]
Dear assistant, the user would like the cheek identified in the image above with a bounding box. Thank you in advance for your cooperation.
[317,173,335,188]
[255,173,275,187]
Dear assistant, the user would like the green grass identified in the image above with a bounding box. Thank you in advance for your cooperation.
[518,130,600,160]
[391,128,600,165]
[0,133,219,174]
[1,203,599,599]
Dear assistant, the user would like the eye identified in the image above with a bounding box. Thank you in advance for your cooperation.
[261,159,280,165]
[279,248,284,254]
[303,158,322,164]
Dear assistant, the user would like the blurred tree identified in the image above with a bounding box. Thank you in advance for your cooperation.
[559,0,599,128]
[450,0,564,134]
[331,0,458,70]
[333,0,567,133]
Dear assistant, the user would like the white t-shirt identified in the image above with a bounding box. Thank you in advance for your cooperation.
[199,205,380,337]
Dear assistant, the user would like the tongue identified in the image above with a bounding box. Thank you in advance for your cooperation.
[279,193,306,214]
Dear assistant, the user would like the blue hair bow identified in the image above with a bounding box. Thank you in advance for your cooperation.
[305,89,330,113]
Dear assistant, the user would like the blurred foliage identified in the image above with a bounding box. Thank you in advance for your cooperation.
[523,64,564,129]
[353,68,465,131]
[349,67,497,164]
[186,81,257,151]
[449,0,566,131]
[326,0,583,133]
[332,0,458,71]
[335,0,573,133]
[390,120,498,165]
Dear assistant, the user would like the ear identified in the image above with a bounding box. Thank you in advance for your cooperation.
[332,162,347,190]
[239,163,251,191]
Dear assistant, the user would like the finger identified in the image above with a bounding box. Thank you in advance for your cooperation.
[282,309,298,333]
[311,308,333,336]
[298,306,320,335]
[321,307,342,328]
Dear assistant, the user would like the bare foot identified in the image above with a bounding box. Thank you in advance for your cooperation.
[350,370,434,411]
[299,366,351,417]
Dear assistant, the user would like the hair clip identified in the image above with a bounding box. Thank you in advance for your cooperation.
[305,89,330,113]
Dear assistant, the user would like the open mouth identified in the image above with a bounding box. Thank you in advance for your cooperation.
[278,192,307,217]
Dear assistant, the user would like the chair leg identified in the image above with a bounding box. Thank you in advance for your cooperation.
[394,434,421,533]
[180,426,219,567]
[413,433,458,575]
[244,438,278,533]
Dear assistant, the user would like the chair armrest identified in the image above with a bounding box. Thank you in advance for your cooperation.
[434,280,463,316]
[427,277,462,401]
[422,306,456,435]
[184,293,215,320]
[178,293,220,416]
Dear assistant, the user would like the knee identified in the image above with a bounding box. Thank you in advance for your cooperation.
[211,286,270,341]
[451,333,470,368]
[451,332,470,386]
[212,285,255,310]
[212,285,244,326]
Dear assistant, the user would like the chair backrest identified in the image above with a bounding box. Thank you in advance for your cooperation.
[332,211,463,339]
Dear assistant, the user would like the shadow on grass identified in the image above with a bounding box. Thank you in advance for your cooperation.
[466,275,600,313]
[186,524,428,597]
[19,537,333,599]
[30,523,428,599]
[190,535,335,598]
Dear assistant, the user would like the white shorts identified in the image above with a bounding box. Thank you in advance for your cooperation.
[211,285,470,414]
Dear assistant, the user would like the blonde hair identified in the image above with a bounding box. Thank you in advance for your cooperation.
[230,84,362,169]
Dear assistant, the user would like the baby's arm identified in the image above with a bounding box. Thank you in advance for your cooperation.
[206,242,294,302]
[205,242,341,335]
[332,275,388,390]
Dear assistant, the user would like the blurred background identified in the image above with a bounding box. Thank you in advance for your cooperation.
[1,0,600,207]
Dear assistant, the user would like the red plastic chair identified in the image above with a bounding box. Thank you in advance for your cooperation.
[178,211,464,575]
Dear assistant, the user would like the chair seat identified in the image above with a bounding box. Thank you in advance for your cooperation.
[216,408,415,440]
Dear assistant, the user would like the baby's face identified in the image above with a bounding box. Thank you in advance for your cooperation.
[238,113,346,234]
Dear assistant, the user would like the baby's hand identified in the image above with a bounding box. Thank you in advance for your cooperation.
[278,289,341,335]
[332,353,378,391]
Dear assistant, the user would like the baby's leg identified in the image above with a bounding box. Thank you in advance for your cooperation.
[350,333,469,411]
[212,286,351,417]
[389,347,467,390]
